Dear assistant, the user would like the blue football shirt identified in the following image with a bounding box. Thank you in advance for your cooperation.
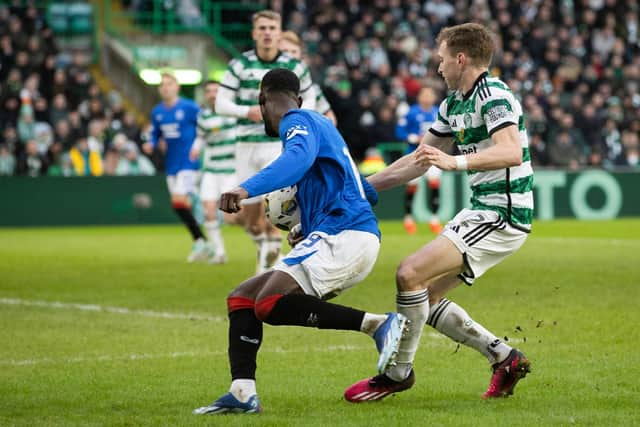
[396,104,439,154]
[150,98,200,175]
[241,109,380,239]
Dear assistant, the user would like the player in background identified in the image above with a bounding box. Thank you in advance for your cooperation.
[189,80,239,264]
[193,69,407,415]
[215,10,316,274]
[345,23,532,402]
[395,87,443,234]
[143,70,208,262]
[279,30,337,125]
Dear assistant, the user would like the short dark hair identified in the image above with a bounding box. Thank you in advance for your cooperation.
[260,68,300,96]
[436,23,494,67]
[204,79,220,87]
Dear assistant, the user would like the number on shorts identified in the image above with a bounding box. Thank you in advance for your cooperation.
[301,233,322,248]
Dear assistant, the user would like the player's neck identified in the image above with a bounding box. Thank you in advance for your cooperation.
[459,68,487,96]
[163,96,179,107]
[256,46,279,62]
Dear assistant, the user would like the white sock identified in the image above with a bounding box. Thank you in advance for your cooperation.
[229,379,257,402]
[386,289,430,382]
[360,313,387,337]
[427,298,512,365]
[204,220,225,256]
[249,232,267,272]
[267,235,282,255]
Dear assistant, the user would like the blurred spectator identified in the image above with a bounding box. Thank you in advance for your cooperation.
[33,96,49,122]
[47,152,75,177]
[549,131,585,170]
[69,138,103,176]
[87,119,105,154]
[53,119,74,151]
[621,131,639,168]
[529,134,550,167]
[0,144,16,176]
[17,139,48,176]
[103,147,120,176]
[49,93,69,125]
[371,106,398,145]
[17,100,35,143]
[116,143,155,176]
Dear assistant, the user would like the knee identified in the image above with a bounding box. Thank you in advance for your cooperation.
[226,290,255,313]
[396,262,419,291]
[246,222,263,236]
[428,294,442,306]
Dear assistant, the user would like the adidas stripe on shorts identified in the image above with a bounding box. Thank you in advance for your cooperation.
[442,208,528,285]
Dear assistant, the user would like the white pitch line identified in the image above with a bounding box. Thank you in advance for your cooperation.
[0,297,225,322]
[0,335,525,367]
[0,344,373,367]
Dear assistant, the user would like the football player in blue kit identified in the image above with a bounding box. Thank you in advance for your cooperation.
[395,87,443,234]
[143,70,209,262]
[192,68,408,415]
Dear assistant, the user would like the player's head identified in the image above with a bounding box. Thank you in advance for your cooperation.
[417,87,436,109]
[159,70,180,102]
[203,80,219,109]
[435,23,494,90]
[252,10,281,51]
[279,31,302,60]
[259,68,301,137]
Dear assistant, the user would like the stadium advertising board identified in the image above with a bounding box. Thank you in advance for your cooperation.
[0,170,638,226]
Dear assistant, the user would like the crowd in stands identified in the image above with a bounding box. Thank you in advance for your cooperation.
[2,1,640,177]
[274,0,640,168]
[0,2,150,177]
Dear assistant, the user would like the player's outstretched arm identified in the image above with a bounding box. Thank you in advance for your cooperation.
[367,152,426,192]
[367,131,451,192]
[416,124,521,171]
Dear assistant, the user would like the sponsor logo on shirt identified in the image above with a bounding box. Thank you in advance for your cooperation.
[485,105,509,125]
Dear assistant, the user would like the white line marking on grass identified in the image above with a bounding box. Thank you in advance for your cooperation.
[0,298,225,322]
[0,334,523,367]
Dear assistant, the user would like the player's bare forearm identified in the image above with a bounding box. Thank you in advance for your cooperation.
[416,125,522,171]
[367,152,428,191]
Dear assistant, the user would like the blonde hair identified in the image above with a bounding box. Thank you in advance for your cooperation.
[252,10,281,25]
[281,30,302,47]
[436,23,494,67]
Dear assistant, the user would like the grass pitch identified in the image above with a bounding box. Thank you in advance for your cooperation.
[1,219,639,426]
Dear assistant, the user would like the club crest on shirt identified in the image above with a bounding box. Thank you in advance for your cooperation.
[175,109,184,120]
[285,124,309,140]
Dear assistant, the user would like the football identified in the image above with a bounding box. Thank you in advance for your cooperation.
[265,186,301,231]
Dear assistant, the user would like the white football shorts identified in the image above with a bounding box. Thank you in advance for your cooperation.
[235,142,282,204]
[274,230,380,299]
[442,208,528,285]
[200,172,237,202]
[166,170,199,196]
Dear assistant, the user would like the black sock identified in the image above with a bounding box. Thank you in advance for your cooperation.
[429,187,440,214]
[265,294,365,331]
[228,309,263,380]
[174,207,205,240]
[404,187,416,215]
